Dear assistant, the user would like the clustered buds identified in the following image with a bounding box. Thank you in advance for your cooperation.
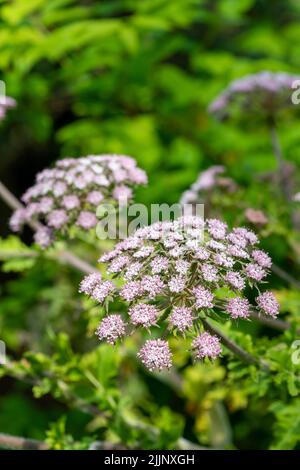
[244,208,268,226]
[180,166,237,206]
[80,216,280,372]
[0,95,16,121]
[9,154,147,247]
[208,71,299,121]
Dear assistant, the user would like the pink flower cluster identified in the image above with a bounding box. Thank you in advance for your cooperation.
[192,332,222,360]
[9,154,147,247]
[209,71,300,120]
[80,216,280,371]
[180,166,237,206]
[0,95,16,121]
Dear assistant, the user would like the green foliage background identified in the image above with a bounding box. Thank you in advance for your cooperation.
[1,0,300,450]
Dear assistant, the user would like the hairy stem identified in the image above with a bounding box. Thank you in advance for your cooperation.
[202,318,269,371]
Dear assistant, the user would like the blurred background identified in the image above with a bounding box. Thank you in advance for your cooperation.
[1,0,300,450]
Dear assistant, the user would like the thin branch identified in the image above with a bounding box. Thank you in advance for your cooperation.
[249,310,300,335]
[249,311,288,332]
[202,318,269,371]
[0,433,129,451]
[59,250,96,274]
[0,433,48,450]
[0,181,40,232]
[216,297,296,336]
[269,125,289,201]
[0,181,24,212]
[269,126,300,230]
[0,180,96,274]
[272,263,300,290]
[89,441,127,450]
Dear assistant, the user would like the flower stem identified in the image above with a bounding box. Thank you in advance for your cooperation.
[269,125,290,200]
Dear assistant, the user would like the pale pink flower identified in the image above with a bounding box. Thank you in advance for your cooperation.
[76,211,98,229]
[138,339,172,371]
[256,291,279,317]
[62,195,80,210]
[245,208,268,226]
[169,307,194,332]
[251,249,272,269]
[201,264,219,282]
[207,219,227,240]
[47,209,68,229]
[142,275,165,298]
[112,185,133,205]
[86,191,104,205]
[124,262,143,280]
[120,281,143,302]
[11,154,147,246]
[225,272,245,290]
[53,181,67,197]
[194,247,210,260]
[214,253,234,268]
[34,227,53,248]
[192,332,222,360]
[228,245,249,259]
[245,263,267,282]
[80,216,279,370]
[193,286,214,309]
[175,259,190,275]
[39,197,54,214]
[129,303,160,328]
[9,208,27,232]
[90,280,115,303]
[151,256,169,274]
[79,272,102,295]
[168,275,186,293]
[96,314,126,344]
[108,255,130,274]
[227,297,250,319]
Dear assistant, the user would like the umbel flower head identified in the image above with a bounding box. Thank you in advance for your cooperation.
[10,154,147,247]
[209,71,300,122]
[180,165,237,206]
[80,216,280,372]
[0,95,16,121]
